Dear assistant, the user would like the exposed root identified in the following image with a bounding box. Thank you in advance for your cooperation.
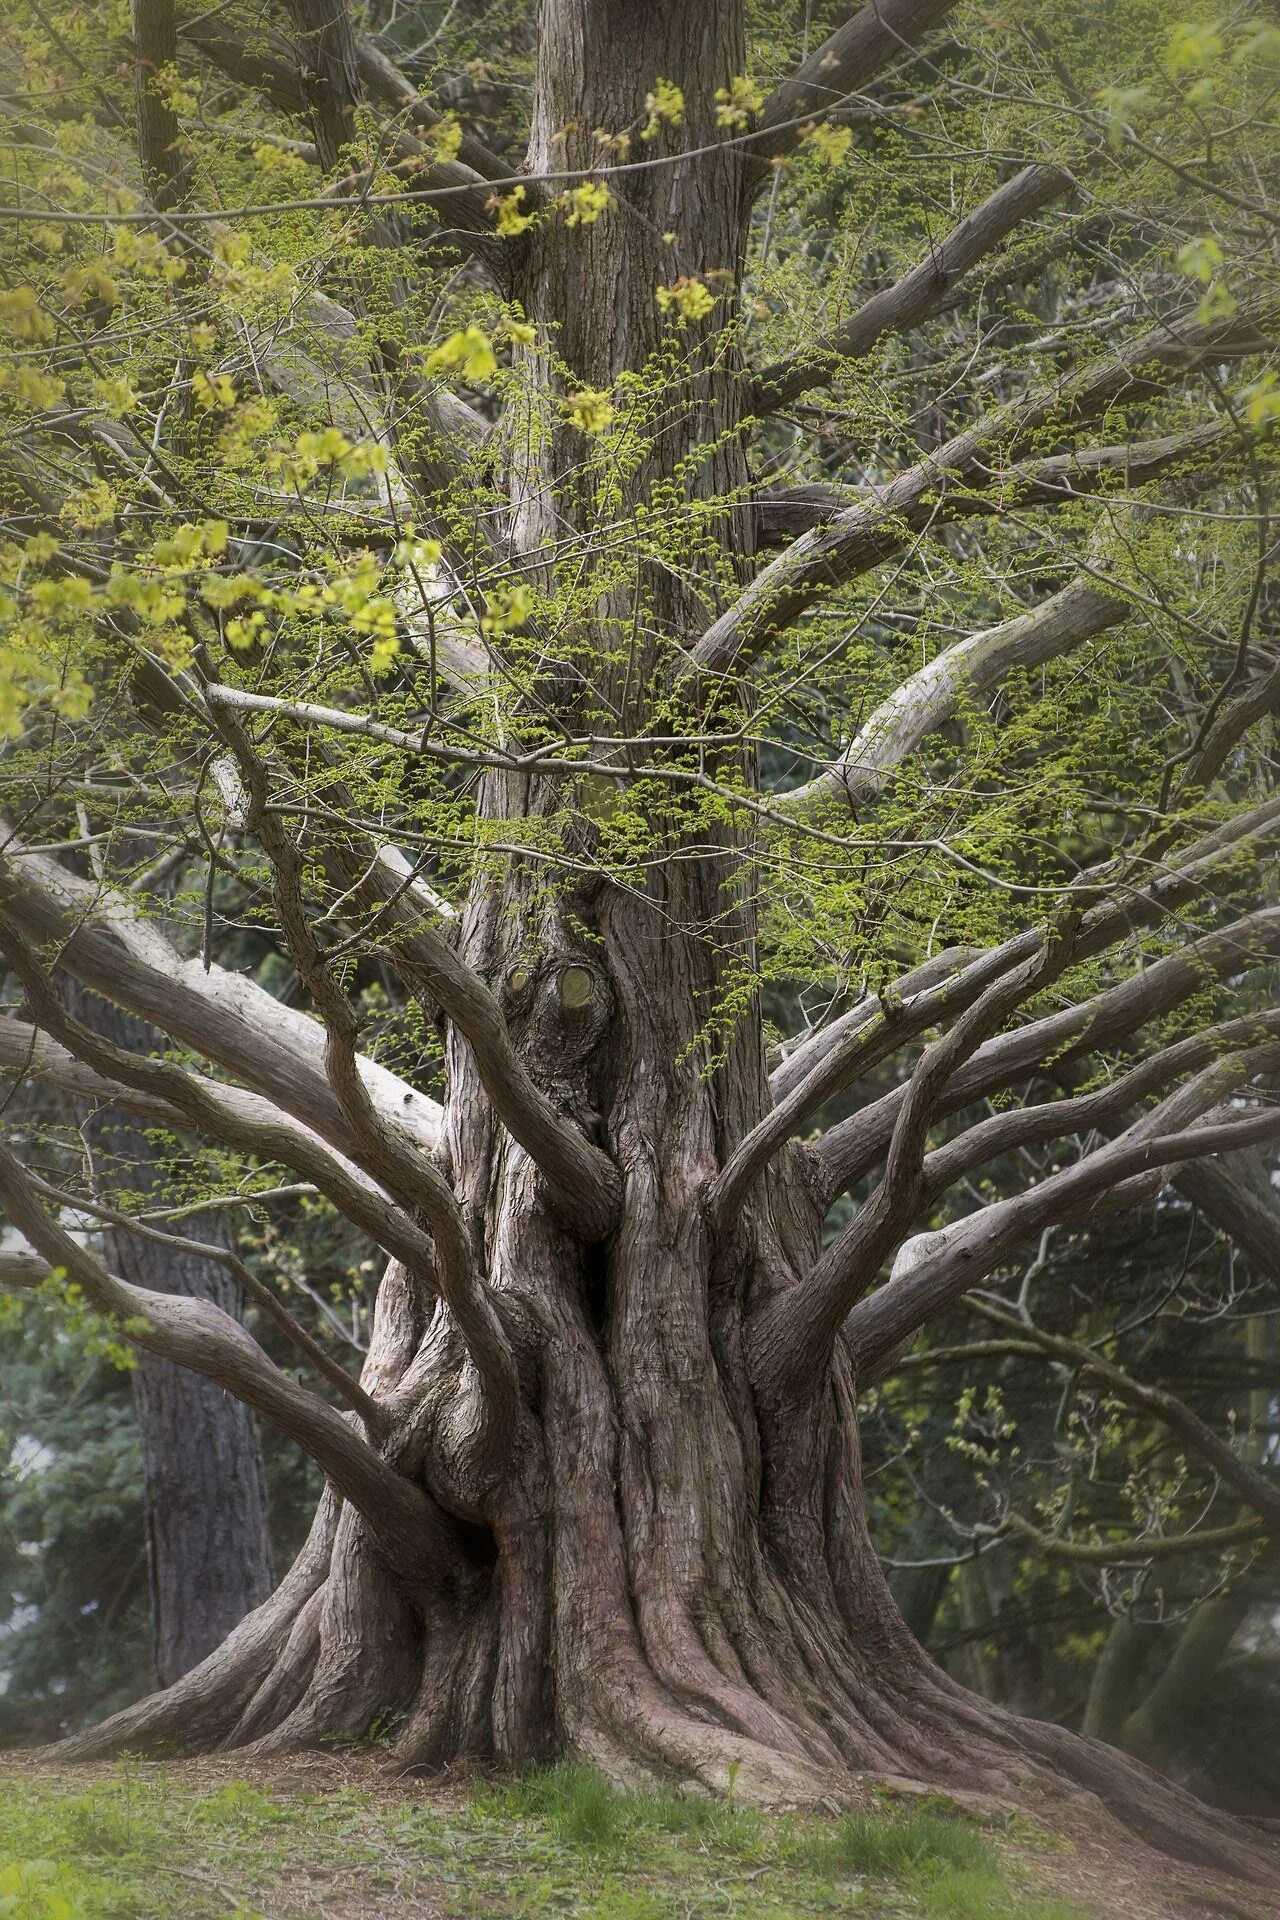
[40,1491,339,1762]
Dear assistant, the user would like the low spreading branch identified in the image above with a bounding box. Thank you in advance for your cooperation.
[819,896,1280,1199]
[24,1168,380,1430]
[846,1105,1280,1385]
[754,425,1231,545]
[918,1009,1280,1205]
[0,1145,455,1583]
[0,833,443,1161]
[0,958,443,1282]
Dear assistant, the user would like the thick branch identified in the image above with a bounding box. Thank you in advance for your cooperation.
[182,9,499,253]
[352,36,513,185]
[26,1168,380,1430]
[1003,1512,1266,1565]
[755,163,1072,411]
[0,963,442,1283]
[751,796,1280,1226]
[0,834,443,1161]
[775,576,1128,819]
[746,0,960,175]
[0,1146,455,1583]
[333,845,622,1242]
[770,945,982,1100]
[695,307,1273,678]
[756,425,1232,546]
[846,1106,1280,1384]
[198,706,522,1450]
[919,1009,1280,1205]
[712,945,1000,1232]
[820,896,1280,1199]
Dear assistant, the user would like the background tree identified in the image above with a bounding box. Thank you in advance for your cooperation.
[0,0,1278,1887]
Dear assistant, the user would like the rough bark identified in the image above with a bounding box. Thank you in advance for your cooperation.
[66,986,274,1687]
[8,0,1279,1898]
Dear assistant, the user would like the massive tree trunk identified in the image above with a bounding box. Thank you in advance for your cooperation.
[6,0,1278,1897]
[67,987,274,1686]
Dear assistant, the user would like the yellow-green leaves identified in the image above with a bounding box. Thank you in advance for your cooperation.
[192,370,237,413]
[482,582,536,634]
[1095,84,1152,149]
[1165,20,1224,76]
[0,286,53,341]
[494,185,536,237]
[655,276,716,322]
[279,428,389,486]
[1244,374,1280,430]
[90,373,139,417]
[1175,235,1223,282]
[429,113,464,162]
[714,75,764,128]
[561,180,612,227]
[1175,234,1235,321]
[63,261,118,309]
[800,121,852,168]
[425,325,498,382]
[642,77,685,141]
[151,521,229,569]
[1234,19,1280,69]
[566,388,613,433]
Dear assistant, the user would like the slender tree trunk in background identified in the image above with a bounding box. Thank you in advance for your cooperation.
[66,986,273,1685]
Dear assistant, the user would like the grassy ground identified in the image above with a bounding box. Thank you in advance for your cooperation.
[0,1758,1111,1920]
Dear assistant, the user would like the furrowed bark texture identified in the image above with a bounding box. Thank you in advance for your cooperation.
[66,986,274,1688]
[33,0,1279,1893]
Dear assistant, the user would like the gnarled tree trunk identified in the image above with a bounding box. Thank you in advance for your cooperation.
[7,0,1278,1898]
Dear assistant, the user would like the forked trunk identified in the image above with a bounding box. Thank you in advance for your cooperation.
[41,0,1280,1893]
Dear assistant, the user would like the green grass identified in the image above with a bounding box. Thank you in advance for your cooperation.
[0,1760,1106,1920]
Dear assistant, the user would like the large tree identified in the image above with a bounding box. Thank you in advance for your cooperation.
[0,0,1278,1885]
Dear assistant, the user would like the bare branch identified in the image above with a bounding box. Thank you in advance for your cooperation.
[1003,1512,1267,1565]
[25,1168,381,1430]
[712,944,1007,1233]
[694,307,1273,679]
[746,0,960,176]
[847,1104,1280,1384]
[352,36,514,186]
[755,164,1072,412]
[771,945,983,1101]
[743,797,1280,1226]
[197,704,522,1452]
[1177,1153,1280,1282]
[919,1009,1280,1205]
[754,424,1229,546]
[0,962,442,1283]
[775,577,1128,820]
[182,6,500,255]
[0,1145,456,1583]
[820,897,1280,1200]
[0,834,443,1161]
